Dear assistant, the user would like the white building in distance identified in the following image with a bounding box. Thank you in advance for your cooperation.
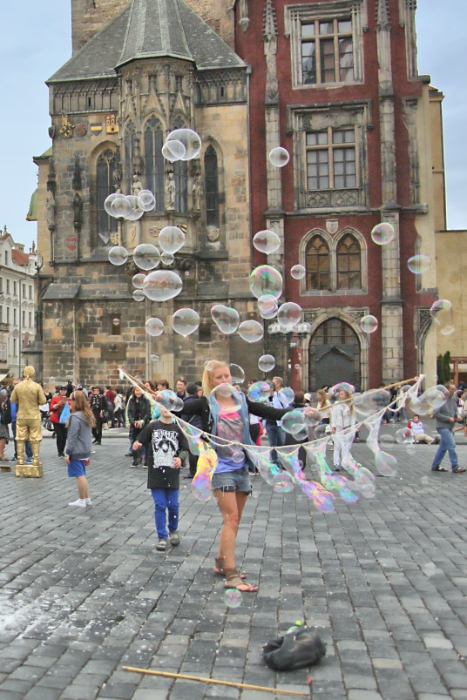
[0,228,38,379]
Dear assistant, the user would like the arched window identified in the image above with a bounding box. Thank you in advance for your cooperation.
[124,121,136,193]
[173,117,188,213]
[305,235,330,290]
[337,234,361,289]
[144,116,164,212]
[97,149,117,241]
[205,145,219,227]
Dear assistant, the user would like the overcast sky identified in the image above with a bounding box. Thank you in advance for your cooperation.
[0,1,465,251]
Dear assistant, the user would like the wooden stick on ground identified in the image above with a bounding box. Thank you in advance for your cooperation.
[122,666,309,696]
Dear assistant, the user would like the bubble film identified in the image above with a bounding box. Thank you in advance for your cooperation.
[258,294,279,320]
[250,265,283,300]
[258,354,275,372]
[282,410,306,435]
[172,308,200,337]
[278,387,295,406]
[248,381,270,402]
[166,128,202,161]
[277,302,302,331]
[145,318,164,337]
[269,147,290,168]
[273,472,295,493]
[290,264,306,280]
[161,252,174,266]
[371,222,394,245]
[110,194,131,219]
[132,290,145,302]
[211,305,240,335]
[230,364,245,384]
[430,299,455,336]
[125,195,145,221]
[162,139,186,162]
[157,390,184,413]
[408,254,431,274]
[253,230,281,255]
[224,588,242,608]
[238,320,264,343]
[158,226,186,254]
[132,273,147,289]
[360,315,378,333]
[137,190,156,212]
[108,246,128,266]
[133,244,160,271]
[104,193,119,216]
[143,270,183,302]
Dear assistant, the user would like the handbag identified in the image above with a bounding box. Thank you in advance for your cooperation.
[262,627,326,672]
[59,402,71,424]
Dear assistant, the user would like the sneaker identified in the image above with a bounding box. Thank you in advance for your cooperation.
[156,539,167,551]
[68,499,86,508]
[169,531,180,546]
[85,498,92,506]
[131,463,138,468]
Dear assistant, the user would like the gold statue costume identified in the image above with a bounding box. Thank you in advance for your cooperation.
[10,366,47,476]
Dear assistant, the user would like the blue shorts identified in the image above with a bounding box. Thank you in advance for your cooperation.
[68,459,87,477]
[212,465,251,494]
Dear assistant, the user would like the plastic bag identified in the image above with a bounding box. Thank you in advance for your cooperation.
[59,402,71,424]
[262,627,326,672]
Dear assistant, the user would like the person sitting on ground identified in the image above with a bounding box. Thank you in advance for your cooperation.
[65,391,94,508]
[409,415,438,444]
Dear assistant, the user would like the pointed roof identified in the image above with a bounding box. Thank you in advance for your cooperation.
[49,0,244,83]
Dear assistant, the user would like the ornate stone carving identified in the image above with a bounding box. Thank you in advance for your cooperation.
[306,192,331,208]
[239,0,250,31]
[192,174,202,212]
[165,172,175,211]
[46,194,56,230]
[334,191,358,207]
[72,154,82,191]
[73,192,83,229]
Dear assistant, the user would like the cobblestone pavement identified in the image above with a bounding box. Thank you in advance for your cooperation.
[1,434,467,700]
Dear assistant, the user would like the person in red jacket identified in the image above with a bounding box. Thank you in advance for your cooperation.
[49,386,71,457]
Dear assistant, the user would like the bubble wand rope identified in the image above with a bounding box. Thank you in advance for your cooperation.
[121,667,309,696]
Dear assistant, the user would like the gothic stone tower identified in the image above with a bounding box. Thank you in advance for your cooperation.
[36,0,255,386]
[235,0,439,390]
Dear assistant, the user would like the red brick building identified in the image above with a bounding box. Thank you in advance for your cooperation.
[234,0,438,390]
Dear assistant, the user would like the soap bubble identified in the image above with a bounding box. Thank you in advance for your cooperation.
[406,443,416,456]
[214,383,233,398]
[273,472,295,493]
[380,434,394,447]
[230,364,245,384]
[143,270,183,302]
[108,246,128,266]
[132,273,146,289]
[204,361,215,371]
[304,407,320,426]
[248,381,270,402]
[172,308,200,337]
[258,294,279,319]
[162,139,186,162]
[408,254,431,274]
[224,588,242,608]
[282,410,305,435]
[104,193,119,216]
[422,385,448,411]
[278,387,294,406]
[232,450,245,464]
[253,230,281,255]
[158,226,186,254]
[331,382,355,395]
[161,252,174,266]
[375,451,397,477]
[110,194,131,219]
[238,320,264,343]
[150,354,160,361]
[395,428,411,444]
[312,489,336,513]
[269,147,290,168]
[290,264,306,280]
[371,222,394,245]
[250,265,283,300]
[430,299,455,336]
[166,129,202,161]
[258,354,275,372]
[125,195,145,221]
[360,315,378,333]
[133,244,160,271]
[211,305,240,335]
[157,390,184,413]
[132,290,145,302]
[277,302,302,331]
[137,190,156,212]
[145,318,164,337]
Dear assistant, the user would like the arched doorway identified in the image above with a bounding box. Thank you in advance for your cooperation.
[309,318,361,390]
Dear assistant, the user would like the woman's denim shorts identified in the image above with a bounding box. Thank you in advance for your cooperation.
[212,465,252,494]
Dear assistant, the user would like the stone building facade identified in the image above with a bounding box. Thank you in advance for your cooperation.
[36,0,257,387]
[234,0,439,390]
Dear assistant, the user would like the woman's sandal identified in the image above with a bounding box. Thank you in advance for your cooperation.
[224,568,257,592]
[214,557,245,579]
[452,467,466,473]
[432,466,449,472]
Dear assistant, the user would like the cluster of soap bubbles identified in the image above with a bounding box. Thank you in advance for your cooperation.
[430,299,454,336]
[105,191,156,221]
[162,129,202,163]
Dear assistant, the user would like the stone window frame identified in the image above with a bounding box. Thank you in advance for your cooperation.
[306,126,357,191]
[288,100,371,213]
[200,135,227,247]
[285,0,367,90]
[143,114,166,213]
[299,226,367,296]
[89,142,118,250]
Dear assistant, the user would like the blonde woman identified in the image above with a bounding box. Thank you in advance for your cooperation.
[331,388,356,471]
[314,389,332,440]
[65,390,95,507]
[177,360,291,592]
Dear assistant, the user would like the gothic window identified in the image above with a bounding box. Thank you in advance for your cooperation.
[306,128,356,191]
[97,149,118,238]
[305,235,330,290]
[124,121,136,193]
[172,117,188,213]
[337,234,361,289]
[144,116,164,212]
[204,145,219,227]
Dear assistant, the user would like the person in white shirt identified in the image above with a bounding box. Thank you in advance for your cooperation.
[331,389,356,471]
[410,415,437,444]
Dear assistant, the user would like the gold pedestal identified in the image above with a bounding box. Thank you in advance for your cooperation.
[1,465,12,473]
[15,464,43,478]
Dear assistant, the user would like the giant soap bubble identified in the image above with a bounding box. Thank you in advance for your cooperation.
[143,270,183,302]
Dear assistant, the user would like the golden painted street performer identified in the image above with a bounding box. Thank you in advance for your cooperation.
[10,366,47,477]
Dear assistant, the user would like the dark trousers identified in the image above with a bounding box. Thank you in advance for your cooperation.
[55,423,68,456]
[188,451,198,477]
[92,417,103,444]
